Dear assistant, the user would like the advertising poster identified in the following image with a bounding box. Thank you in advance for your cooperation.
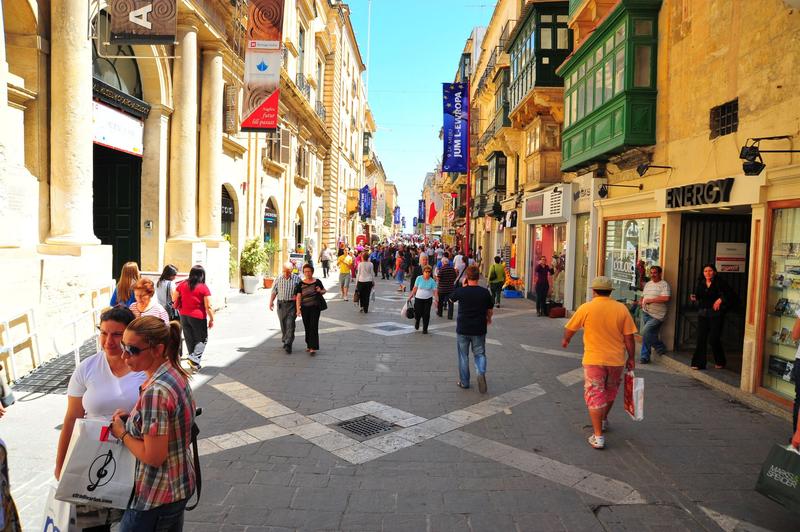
[241,0,285,131]
[715,242,747,272]
[110,0,177,44]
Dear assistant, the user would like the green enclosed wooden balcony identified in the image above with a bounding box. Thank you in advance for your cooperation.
[558,0,661,171]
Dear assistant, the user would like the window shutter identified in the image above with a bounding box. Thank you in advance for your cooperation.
[303,148,310,178]
[280,128,292,165]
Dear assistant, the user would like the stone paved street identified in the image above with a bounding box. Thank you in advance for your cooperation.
[4,276,799,531]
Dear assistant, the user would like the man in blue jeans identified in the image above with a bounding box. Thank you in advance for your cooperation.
[639,265,671,363]
[450,265,494,393]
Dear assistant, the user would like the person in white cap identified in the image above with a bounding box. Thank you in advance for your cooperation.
[562,276,637,450]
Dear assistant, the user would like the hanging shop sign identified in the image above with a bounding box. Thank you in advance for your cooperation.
[523,184,571,224]
[109,0,177,44]
[92,101,144,156]
[665,178,734,209]
[715,242,747,273]
[263,207,278,225]
[241,0,285,131]
[442,82,469,173]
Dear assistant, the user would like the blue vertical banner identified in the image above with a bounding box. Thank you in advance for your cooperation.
[359,185,371,218]
[418,200,426,224]
[401,217,406,228]
[442,82,469,173]
[393,206,401,224]
[413,216,418,227]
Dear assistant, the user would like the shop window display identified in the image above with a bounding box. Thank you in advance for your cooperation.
[603,218,661,326]
[530,224,567,304]
[763,208,800,398]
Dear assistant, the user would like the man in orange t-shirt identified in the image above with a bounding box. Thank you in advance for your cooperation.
[562,276,637,450]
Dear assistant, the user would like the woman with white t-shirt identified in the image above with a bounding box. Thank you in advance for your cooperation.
[54,306,146,530]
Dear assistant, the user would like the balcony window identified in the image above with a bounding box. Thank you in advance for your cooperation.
[488,152,507,191]
[557,0,661,171]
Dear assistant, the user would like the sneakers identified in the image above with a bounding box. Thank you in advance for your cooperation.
[588,434,605,449]
[477,374,487,394]
[187,353,202,371]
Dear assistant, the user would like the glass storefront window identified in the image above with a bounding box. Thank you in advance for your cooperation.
[763,207,800,399]
[603,218,661,326]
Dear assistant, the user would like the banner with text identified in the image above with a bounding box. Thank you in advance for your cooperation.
[418,199,426,225]
[110,0,177,44]
[393,206,401,225]
[442,82,469,173]
[242,0,285,131]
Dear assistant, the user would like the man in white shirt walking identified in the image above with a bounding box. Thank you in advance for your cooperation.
[639,265,671,363]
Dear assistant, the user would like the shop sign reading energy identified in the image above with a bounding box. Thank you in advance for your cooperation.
[666,178,734,209]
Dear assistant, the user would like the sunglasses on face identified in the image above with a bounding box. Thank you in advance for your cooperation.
[119,342,151,356]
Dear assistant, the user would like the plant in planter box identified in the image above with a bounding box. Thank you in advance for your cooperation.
[262,240,281,288]
[240,237,266,294]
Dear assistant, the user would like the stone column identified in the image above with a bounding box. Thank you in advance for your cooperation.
[168,22,199,242]
[45,0,98,245]
[198,47,224,242]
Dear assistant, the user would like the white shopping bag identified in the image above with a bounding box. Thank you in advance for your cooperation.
[42,484,79,532]
[400,300,408,318]
[624,371,644,421]
[55,419,135,509]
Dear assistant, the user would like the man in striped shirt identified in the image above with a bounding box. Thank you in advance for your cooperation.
[270,262,300,353]
[436,257,457,318]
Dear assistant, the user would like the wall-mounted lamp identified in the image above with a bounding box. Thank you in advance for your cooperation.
[598,183,643,199]
[636,163,673,177]
[739,135,799,176]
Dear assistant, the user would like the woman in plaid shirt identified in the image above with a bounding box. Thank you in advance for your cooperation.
[110,316,196,531]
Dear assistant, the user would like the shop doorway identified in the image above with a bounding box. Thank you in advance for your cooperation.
[93,144,141,276]
[675,213,751,373]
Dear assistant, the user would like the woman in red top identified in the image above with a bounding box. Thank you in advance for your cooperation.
[173,265,214,370]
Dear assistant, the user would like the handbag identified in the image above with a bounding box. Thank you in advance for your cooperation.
[623,371,644,421]
[317,293,328,311]
[405,298,415,320]
[447,298,454,320]
[0,373,14,408]
[55,419,135,510]
[756,444,800,513]
[164,283,181,322]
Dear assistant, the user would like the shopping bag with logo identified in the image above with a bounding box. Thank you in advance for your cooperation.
[755,444,800,513]
[55,419,135,509]
[623,371,644,421]
[42,483,78,532]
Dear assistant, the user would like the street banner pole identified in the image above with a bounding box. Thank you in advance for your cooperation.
[465,81,471,257]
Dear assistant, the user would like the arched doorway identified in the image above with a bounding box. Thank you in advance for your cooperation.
[91,11,147,277]
[264,197,279,243]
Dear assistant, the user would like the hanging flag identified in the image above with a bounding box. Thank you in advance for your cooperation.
[442,82,469,173]
[418,199,426,224]
[401,216,406,228]
[413,216,418,227]
[241,0,285,131]
[429,201,438,223]
[393,206,401,224]
[358,185,371,218]
[371,186,378,200]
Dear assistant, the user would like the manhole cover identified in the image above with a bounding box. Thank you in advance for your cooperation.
[372,324,406,332]
[11,338,96,395]
[337,415,395,440]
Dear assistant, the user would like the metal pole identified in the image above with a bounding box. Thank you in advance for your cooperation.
[465,81,471,257]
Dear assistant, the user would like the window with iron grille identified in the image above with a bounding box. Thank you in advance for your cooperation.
[709,99,738,139]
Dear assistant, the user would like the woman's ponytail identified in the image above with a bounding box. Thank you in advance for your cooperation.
[167,321,190,378]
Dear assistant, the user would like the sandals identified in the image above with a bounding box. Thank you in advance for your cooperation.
[588,434,605,449]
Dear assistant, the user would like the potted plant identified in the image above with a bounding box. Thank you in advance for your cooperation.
[240,237,266,294]
[262,240,281,288]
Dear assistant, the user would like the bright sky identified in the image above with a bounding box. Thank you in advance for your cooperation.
[346,0,491,230]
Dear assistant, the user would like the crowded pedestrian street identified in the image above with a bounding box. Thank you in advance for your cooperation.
[5,275,797,531]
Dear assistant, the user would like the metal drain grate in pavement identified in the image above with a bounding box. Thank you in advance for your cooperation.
[11,338,96,395]
[337,415,395,439]
[372,324,405,332]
